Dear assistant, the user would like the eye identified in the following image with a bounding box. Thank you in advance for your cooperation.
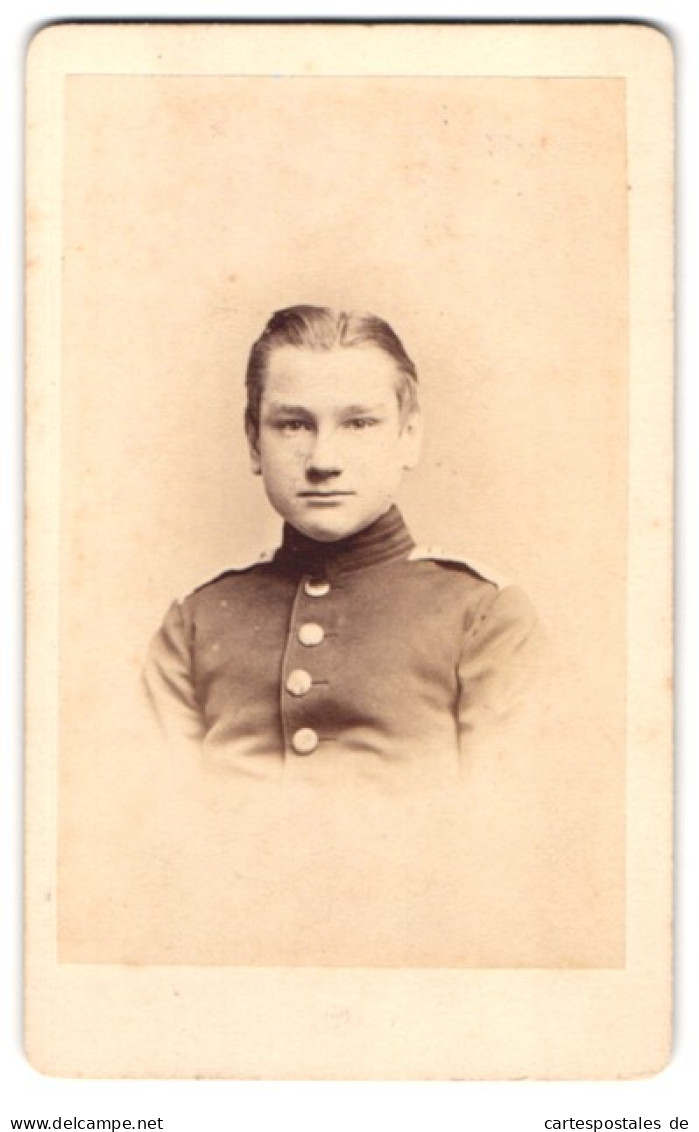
[345,417,379,430]
[275,419,310,433]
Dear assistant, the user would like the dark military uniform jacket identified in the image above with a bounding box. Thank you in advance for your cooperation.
[144,507,542,786]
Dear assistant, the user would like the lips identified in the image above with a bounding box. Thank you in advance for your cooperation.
[297,491,354,498]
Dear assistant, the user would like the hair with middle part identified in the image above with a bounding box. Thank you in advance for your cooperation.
[244,305,420,440]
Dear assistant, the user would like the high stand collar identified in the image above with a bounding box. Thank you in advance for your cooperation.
[275,506,415,578]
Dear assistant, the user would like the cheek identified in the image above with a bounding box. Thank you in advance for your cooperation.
[356,449,405,493]
[367,437,405,471]
[262,439,305,469]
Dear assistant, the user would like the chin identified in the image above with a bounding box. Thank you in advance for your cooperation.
[299,519,355,543]
[291,509,367,543]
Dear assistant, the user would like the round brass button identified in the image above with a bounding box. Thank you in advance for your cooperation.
[304,578,330,598]
[298,622,324,647]
[292,727,319,754]
[286,668,313,697]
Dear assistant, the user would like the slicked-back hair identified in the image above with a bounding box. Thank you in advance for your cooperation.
[244,305,420,440]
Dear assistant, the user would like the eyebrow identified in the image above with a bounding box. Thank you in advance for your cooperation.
[263,401,390,417]
[264,403,313,416]
[341,403,390,416]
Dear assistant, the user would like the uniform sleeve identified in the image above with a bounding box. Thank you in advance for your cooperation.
[457,584,545,747]
[142,599,206,745]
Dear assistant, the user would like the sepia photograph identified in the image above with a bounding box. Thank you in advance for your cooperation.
[24,21,673,1078]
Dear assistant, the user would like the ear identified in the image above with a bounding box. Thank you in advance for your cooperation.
[246,421,262,476]
[400,410,423,471]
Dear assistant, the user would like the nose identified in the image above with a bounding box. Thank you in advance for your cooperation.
[305,426,343,481]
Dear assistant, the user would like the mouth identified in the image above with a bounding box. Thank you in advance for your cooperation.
[297,491,355,499]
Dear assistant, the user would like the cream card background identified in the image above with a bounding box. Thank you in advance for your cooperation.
[25,22,672,1079]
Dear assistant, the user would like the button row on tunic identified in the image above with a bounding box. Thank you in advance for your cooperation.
[304,578,330,598]
[298,621,324,647]
[292,727,319,754]
[286,668,312,697]
[289,581,328,756]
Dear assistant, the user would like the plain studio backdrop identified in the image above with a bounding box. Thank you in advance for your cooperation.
[56,74,626,967]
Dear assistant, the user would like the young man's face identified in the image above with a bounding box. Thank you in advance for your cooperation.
[248,344,421,542]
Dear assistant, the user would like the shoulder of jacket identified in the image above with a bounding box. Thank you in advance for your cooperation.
[407,544,511,589]
[175,549,277,604]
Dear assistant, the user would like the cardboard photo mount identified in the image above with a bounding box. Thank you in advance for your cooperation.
[25,22,673,1079]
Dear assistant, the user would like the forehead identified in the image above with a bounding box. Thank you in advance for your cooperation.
[262,345,402,409]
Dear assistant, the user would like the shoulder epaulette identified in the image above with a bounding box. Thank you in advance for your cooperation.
[407,544,510,589]
[177,548,277,603]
